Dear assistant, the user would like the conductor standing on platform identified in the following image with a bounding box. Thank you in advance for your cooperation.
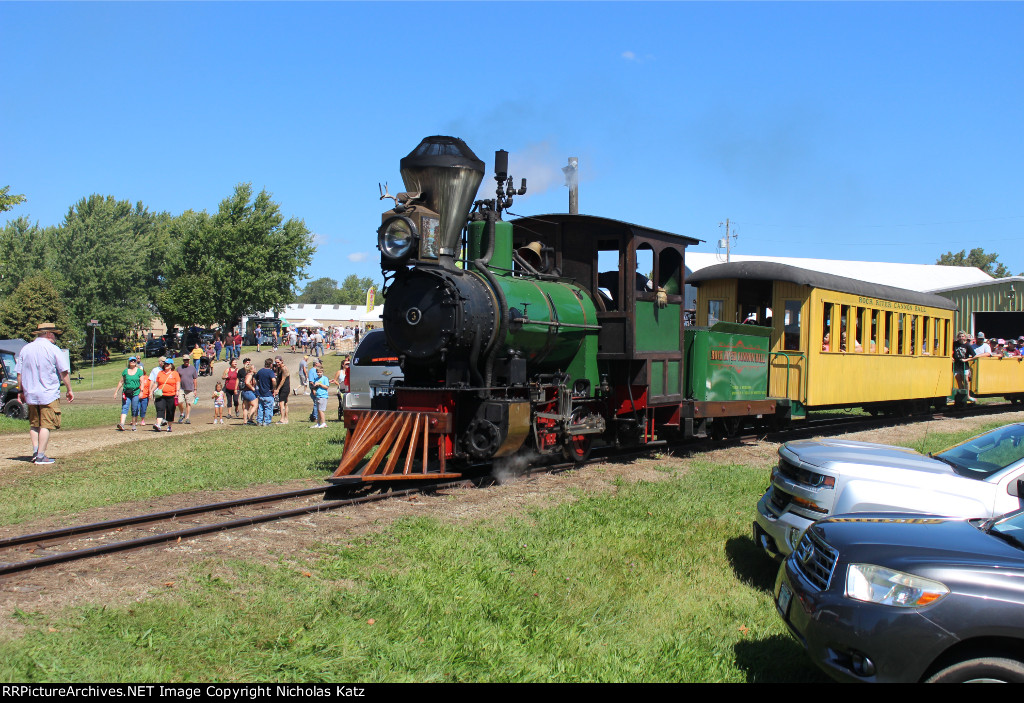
[16,322,74,464]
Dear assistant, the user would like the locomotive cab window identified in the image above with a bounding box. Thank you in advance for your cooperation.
[635,244,654,297]
[597,244,623,310]
[658,249,683,298]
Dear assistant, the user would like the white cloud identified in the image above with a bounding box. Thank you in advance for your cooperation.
[621,50,654,63]
[348,252,369,262]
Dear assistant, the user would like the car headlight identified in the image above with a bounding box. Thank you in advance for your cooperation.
[378,216,417,265]
[845,564,948,607]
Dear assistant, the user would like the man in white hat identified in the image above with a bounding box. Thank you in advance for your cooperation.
[16,322,74,464]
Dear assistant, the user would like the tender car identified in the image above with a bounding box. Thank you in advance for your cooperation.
[754,424,1024,559]
[776,509,1024,682]
[344,329,402,410]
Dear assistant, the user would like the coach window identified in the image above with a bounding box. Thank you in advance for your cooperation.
[783,300,801,350]
[822,302,833,351]
[869,310,880,353]
[839,305,853,351]
[708,300,724,326]
[882,311,893,354]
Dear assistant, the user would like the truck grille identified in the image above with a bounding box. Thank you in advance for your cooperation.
[792,529,839,591]
[777,459,829,488]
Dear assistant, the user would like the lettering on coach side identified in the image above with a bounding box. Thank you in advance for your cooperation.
[857,296,929,313]
[709,350,767,363]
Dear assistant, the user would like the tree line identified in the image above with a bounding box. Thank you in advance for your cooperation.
[0,184,315,360]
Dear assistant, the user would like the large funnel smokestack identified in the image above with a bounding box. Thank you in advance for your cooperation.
[400,136,484,260]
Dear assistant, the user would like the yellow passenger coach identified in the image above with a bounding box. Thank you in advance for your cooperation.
[688,262,958,418]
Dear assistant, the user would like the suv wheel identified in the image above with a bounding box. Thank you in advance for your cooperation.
[3,399,27,420]
[925,655,1024,683]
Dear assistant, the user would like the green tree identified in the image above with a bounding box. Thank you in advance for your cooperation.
[0,186,26,213]
[298,277,342,304]
[0,273,83,364]
[0,217,54,297]
[338,275,377,305]
[937,248,1012,278]
[155,184,315,329]
[49,195,168,338]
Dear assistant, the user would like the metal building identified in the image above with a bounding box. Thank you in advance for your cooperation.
[930,277,1024,339]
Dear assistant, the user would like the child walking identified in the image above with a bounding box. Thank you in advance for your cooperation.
[212,381,226,424]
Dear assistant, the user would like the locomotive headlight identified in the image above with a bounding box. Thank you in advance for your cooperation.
[378,216,418,266]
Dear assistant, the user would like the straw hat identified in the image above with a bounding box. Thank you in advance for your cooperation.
[34,322,62,336]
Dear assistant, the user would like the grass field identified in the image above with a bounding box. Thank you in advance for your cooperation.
[0,459,827,683]
[0,418,1016,682]
[0,422,342,526]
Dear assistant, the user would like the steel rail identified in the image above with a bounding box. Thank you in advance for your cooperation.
[0,481,475,576]
[0,486,332,549]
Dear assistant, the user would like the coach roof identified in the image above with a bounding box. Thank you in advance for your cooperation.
[687,261,958,311]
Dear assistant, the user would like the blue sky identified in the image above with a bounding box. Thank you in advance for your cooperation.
[3,1,1023,286]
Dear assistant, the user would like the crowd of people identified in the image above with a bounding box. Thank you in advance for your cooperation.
[952,330,1024,402]
[112,350,351,433]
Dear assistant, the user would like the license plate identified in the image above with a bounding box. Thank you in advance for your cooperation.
[371,386,394,397]
[777,583,793,616]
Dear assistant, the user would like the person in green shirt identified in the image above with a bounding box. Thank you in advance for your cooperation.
[113,356,145,431]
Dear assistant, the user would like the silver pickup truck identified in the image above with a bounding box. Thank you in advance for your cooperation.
[754,423,1024,559]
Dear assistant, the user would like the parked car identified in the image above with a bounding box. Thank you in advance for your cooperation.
[776,509,1024,682]
[754,424,1024,559]
[344,329,402,411]
[144,337,167,358]
[0,339,28,419]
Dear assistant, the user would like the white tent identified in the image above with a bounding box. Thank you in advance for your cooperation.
[296,318,323,327]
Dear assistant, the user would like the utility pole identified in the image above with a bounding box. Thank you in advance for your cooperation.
[718,219,736,262]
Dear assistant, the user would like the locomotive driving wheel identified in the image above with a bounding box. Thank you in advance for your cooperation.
[561,407,594,463]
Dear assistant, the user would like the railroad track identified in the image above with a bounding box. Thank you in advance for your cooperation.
[3,401,1019,576]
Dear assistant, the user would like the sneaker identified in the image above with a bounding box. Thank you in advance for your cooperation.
[131,425,137,431]
[167,426,172,432]
[33,454,55,465]
[117,423,125,431]
[183,418,191,424]
[153,425,162,432]
[30,450,38,462]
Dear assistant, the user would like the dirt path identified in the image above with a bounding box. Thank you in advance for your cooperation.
[2,410,1021,634]
[0,349,332,470]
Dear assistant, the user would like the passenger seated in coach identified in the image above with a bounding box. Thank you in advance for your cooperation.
[821,332,830,352]
[839,332,862,353]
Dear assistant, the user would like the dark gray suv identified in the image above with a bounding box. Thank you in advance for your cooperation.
[776,510,1024,682]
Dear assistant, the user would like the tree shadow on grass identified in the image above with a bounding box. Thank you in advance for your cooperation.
[725,535,780,593]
